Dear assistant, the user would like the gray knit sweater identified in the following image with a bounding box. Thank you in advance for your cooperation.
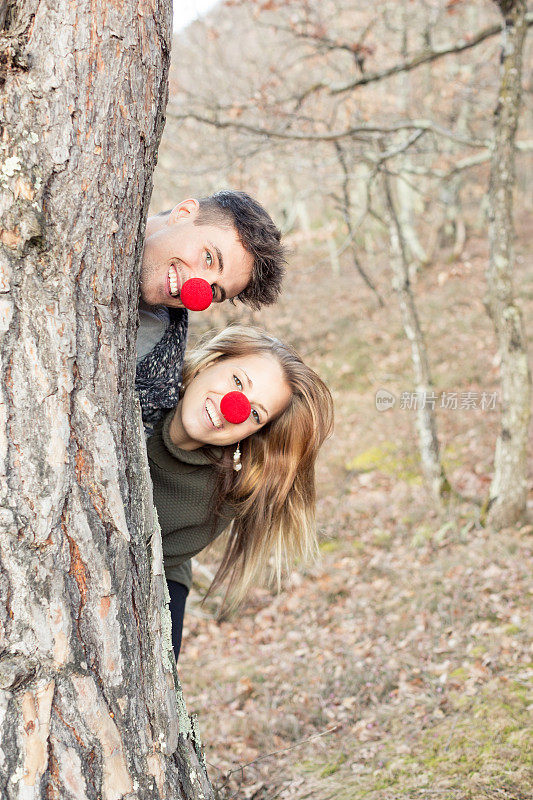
[147,411,234,589]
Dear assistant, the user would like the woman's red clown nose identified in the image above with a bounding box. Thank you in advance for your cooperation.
[180,278,213,311]
[220,391,251,424]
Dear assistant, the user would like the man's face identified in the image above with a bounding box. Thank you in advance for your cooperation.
[140,199,253,308]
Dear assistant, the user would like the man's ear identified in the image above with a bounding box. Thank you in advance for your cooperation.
[167,198,200,225]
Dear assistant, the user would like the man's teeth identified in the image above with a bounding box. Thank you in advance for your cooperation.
[206,399,223,429]
[168,265,179,297]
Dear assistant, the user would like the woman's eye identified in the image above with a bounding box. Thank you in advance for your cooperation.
[233,375,243,390]
[206,250,213,267]
[251,409,260,424]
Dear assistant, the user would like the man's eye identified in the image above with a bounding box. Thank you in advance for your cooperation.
[251,409,260,424]
[233,375,243,390]
[206,250,213,267]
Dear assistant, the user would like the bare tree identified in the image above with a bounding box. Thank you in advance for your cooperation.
[382,169,451,503]
[165,1,531,514]
[483,0,531,528]
[0,2,213,797]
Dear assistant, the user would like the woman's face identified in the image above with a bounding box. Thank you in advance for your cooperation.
[170,353,292,450]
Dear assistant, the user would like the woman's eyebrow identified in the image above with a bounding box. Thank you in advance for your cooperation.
[241,368,252,389]
[242,369,268,417]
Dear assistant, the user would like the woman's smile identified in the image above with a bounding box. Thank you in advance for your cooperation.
[204,398,224,430]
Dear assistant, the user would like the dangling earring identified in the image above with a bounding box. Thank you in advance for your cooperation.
[233,442,242,472]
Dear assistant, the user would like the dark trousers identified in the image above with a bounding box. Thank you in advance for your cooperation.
[167,580,189,661]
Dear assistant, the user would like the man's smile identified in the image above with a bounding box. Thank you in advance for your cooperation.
[168,264,181,298]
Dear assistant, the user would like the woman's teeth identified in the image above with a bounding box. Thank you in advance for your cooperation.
[168,265,179,297]
[206,398,223,429]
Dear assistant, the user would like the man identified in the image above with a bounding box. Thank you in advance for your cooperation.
[136,190,285,434]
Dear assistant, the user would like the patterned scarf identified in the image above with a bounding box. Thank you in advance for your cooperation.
[135,307,189,436]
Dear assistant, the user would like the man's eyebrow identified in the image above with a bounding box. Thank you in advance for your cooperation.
[208,242,224,275]
[242,369,268,417]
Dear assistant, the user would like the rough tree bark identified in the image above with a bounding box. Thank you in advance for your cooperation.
[0,2,213,798]
[483,0,531,528]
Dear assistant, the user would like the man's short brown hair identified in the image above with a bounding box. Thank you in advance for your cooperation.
[195,190,285,310]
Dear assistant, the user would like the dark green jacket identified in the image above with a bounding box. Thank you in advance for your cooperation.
[147,412,234,589]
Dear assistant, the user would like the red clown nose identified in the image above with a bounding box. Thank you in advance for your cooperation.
[180,278,213,311]
[220,391,251,424]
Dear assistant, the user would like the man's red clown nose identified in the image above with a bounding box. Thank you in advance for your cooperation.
[180,278,213,311]
[220,391,251,424]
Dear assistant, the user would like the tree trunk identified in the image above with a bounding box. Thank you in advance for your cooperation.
[333,142,385,307]
[394,4,428,277]
[0,2,213,798]
[382,173,450,505]
[483,0,531,528]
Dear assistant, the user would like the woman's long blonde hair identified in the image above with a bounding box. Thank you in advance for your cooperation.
[182,325,334,608]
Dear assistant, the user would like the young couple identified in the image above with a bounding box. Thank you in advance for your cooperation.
[136,191,333,660]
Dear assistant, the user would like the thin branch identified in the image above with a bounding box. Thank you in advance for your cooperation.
[259,17,376,67]
[214,725,341,791]
[167,109,488,148]
[219,13,533,110]
[395,139,533,179]
[329,12,533,94]
[176,14,532,119]
[373,129,427,164]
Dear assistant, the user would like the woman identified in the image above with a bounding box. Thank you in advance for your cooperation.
[147,325,333,660]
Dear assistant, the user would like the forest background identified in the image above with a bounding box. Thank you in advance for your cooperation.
[150,1,532,799]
